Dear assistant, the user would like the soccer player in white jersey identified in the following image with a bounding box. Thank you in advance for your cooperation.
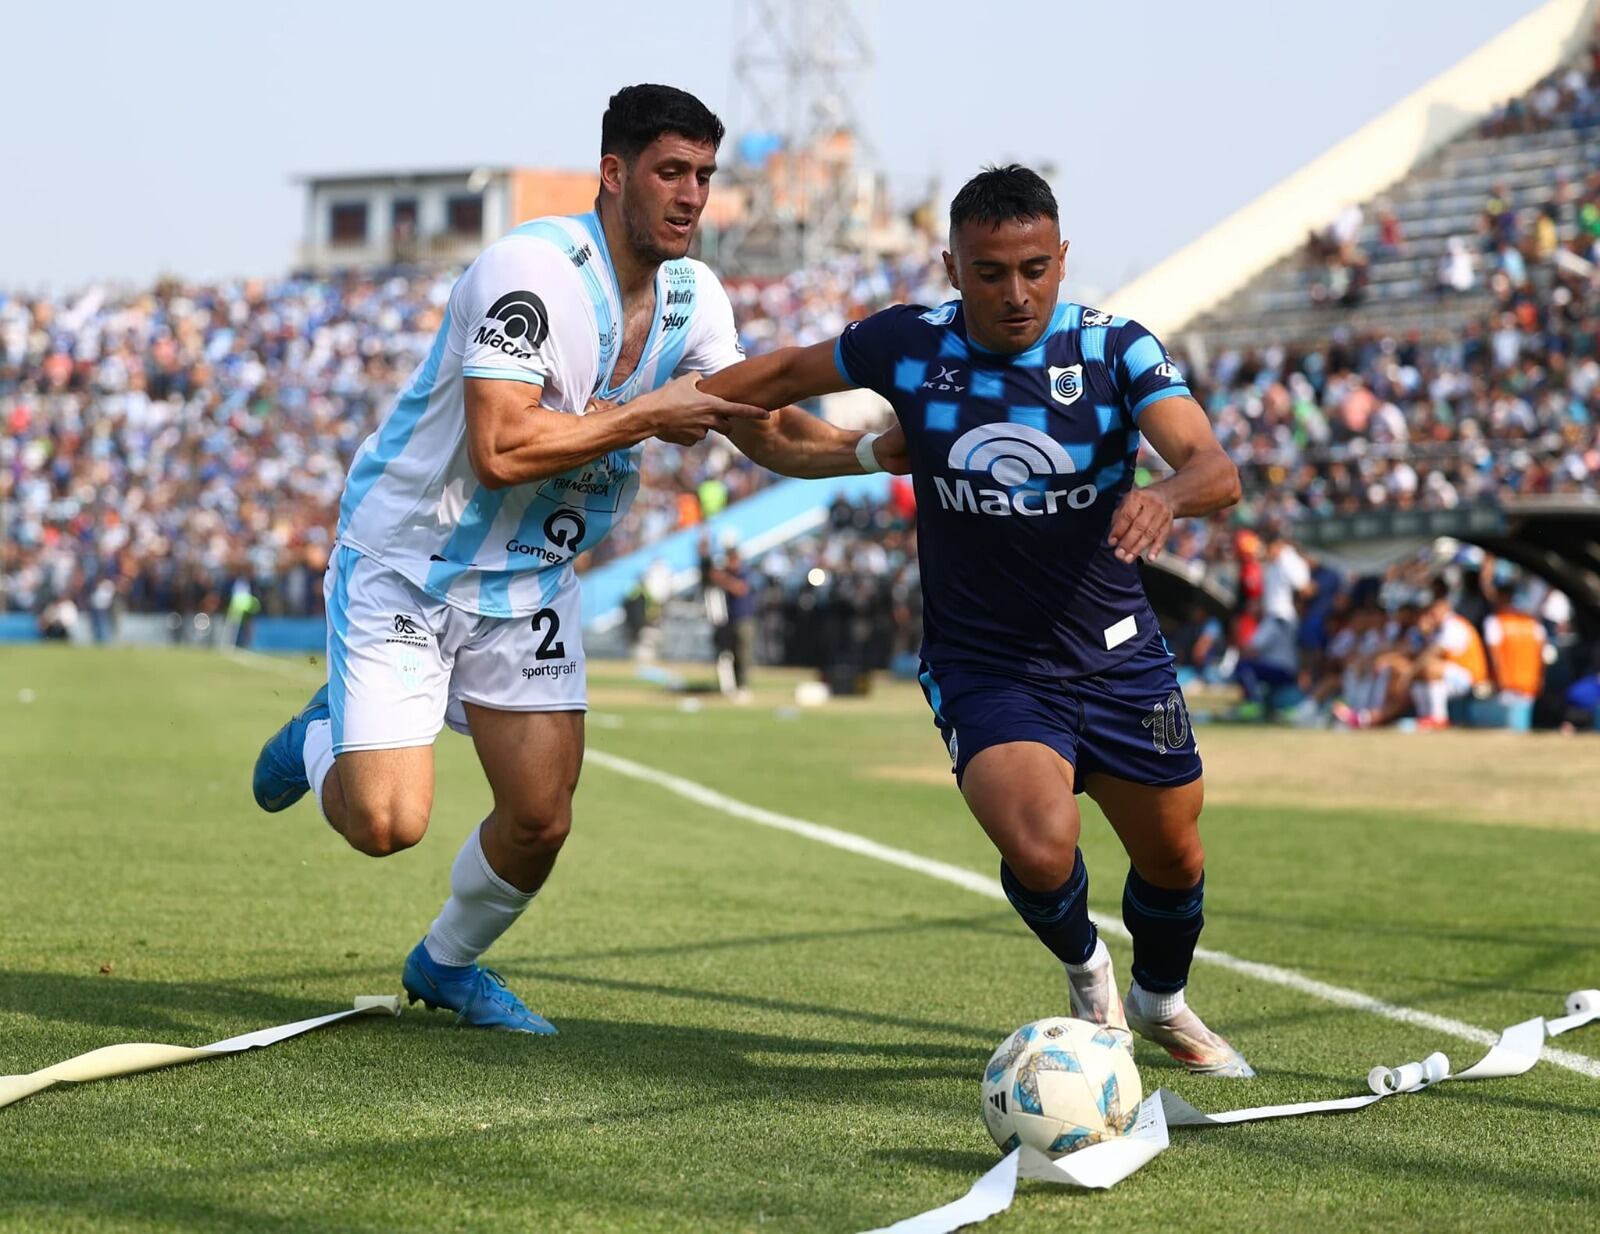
[251,85,902,1033]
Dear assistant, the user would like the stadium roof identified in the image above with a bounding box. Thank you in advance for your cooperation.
[292,167,515,186]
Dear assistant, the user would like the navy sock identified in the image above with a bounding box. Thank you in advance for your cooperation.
[1000,849,1097,966]
[1122,867,1205,993]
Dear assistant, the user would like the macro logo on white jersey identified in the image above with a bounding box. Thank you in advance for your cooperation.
[937,423,1098,518]
[474,291,550,361]
[1048,364,1084,407]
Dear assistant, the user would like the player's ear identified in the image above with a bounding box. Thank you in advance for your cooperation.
[942,250,959,291]
[599,153,626,198]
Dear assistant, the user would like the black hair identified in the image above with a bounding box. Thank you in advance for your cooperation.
[601,84,725,163]
[949,164,1058,232]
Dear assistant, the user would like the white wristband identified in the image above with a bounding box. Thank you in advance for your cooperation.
[855,432,883,474]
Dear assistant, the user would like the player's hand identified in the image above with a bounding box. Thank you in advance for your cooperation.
[1107,486,1174,564]
[633,373,769,446]
[872,423,912,474]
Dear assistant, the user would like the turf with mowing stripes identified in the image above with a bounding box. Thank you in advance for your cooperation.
[1,647,1597,1232]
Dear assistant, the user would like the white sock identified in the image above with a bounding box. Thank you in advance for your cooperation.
[1365,668,1389,712]
[1428,679,1450,721]
[1064,936,1111,976]
[1128,980,1187,1020]
[302,719,337,826]
[423,825,535,968]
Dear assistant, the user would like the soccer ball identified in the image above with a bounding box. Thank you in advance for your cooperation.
[981,1017,1142,1156]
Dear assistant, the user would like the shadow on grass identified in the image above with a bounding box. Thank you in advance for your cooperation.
[1199,1124,1600,1208]
[1205,904,1600,951]
[0,969,357,1039]
[533,910,1021,967]
[0,986,993,1232]
[0,968,991,1089]
[872,1146,1000,1176]
[498,964,1005,1043]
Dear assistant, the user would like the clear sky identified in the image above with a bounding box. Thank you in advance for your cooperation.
[0,0,1545,297]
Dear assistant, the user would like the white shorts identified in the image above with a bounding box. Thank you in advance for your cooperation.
[324,545,586,754]
[1441,664,1476,698]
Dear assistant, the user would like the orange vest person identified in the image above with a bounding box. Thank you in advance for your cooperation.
[1483,608,1546,698]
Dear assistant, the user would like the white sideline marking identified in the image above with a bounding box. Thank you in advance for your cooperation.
[586,749,1600,1079]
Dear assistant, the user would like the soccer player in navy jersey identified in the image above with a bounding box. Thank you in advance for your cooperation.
[710,165,1252,1075]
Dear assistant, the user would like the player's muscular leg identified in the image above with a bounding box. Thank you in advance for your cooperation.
[960,742,1080,889]
[1083,773,1205,888]
[467,705,584,894]
[327,747,435,857]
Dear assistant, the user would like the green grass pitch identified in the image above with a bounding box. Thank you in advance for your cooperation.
[2,647,1597,1232]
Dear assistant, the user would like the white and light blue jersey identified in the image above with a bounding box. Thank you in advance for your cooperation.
[336,211,743,617]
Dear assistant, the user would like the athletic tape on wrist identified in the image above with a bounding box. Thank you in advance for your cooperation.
[860,987,1598,1232]
[855,432,883,473]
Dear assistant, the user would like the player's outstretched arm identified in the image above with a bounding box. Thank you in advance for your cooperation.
[699,341,910,479]
[464,375,768,490]
[1106,395,1241,564]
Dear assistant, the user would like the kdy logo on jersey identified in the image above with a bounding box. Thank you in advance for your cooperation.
[922,366,965,392]
[1048,364,1084,407]
[935,423,1099,517]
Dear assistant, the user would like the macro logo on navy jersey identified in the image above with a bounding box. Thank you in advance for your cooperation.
[480,288,550,347]
[1155,358,1182,381]
[919,303,958,326]
[937,423,1099,518]
[1048,364,1084,407]
[1082,309,1114,328]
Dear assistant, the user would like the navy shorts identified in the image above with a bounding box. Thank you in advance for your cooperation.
[917,635,1203,791]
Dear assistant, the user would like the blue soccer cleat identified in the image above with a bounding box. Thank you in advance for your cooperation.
[251,683,330,813]
[402,941,558,1035]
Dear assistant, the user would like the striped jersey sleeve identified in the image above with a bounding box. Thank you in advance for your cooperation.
[1109,319,1192,421]
[457,235,585,391]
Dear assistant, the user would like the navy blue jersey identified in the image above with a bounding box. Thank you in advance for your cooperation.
[835,300,1193,679]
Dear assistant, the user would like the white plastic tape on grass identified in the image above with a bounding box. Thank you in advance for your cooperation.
[0,995,401,1111]
[865,990,1599,1234]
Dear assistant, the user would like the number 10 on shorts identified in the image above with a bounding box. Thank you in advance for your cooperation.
[1142,689,1191,754]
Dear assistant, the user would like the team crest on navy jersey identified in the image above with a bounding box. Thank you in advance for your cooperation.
[1048,364,1084,406]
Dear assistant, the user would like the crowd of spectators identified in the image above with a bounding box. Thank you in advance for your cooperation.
[1203,537,1591,732]
[1161,157,1600,586]
[1479,31,1600,138]
[0,246,953,623]
[719,483,921,675]
[1,274,449,623]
